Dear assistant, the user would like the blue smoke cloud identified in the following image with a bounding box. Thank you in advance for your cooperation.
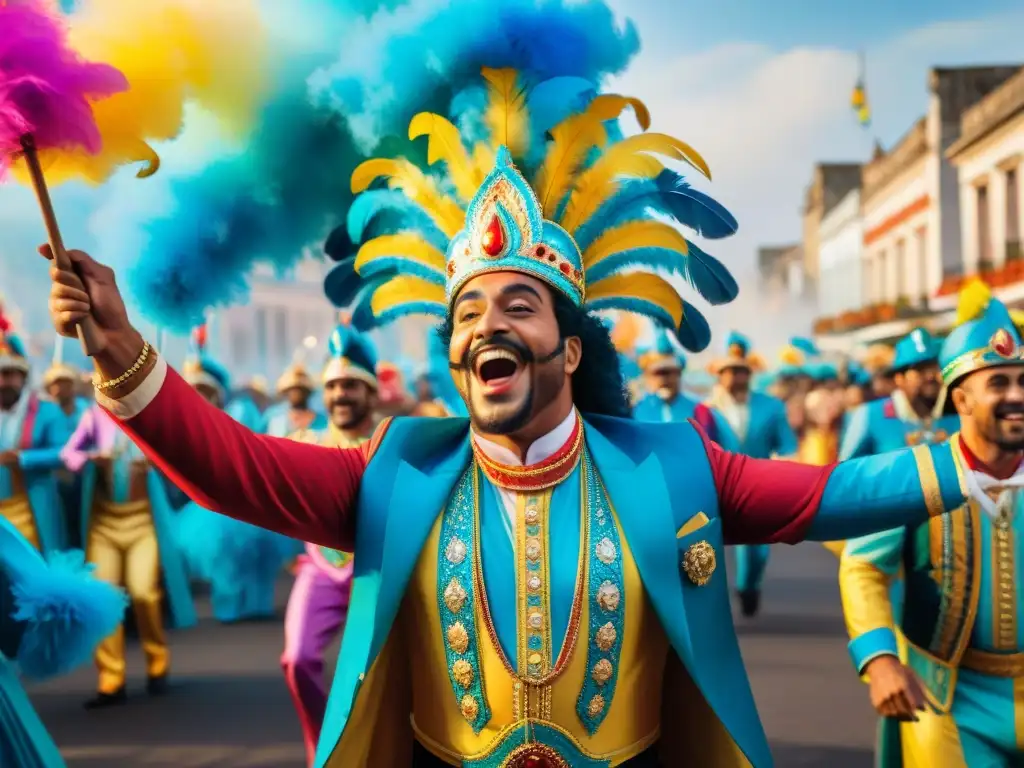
[98,0,641,332]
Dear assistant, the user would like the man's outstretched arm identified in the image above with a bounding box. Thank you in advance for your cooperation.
[98,352,377,551]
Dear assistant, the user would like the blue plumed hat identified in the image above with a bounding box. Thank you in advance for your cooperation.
[0,306,29,373]
[638,327,686,373]
[324,67,739,353]
[890,327,940,373]
[323,317,378,388]
[846,360,873,388]
[182,325,230,395]
[709,330,765,374]
[940,279,1024,389]
[807,360,839,382]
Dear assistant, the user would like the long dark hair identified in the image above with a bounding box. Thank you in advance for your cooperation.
[435,289,632,418]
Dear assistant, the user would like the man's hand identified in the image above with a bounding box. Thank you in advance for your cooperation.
[864,655,928,720]
[0,450,19,467]
[43,246,144,373]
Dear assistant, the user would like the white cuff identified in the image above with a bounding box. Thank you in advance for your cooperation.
[95,355,167,420]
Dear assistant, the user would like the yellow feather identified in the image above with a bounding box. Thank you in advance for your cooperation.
[582,220,688,268]
[586,272,683,327]
[408,112,481,202]
[472,142,495,179]
[370,276,446,316]
[354,234,446,272]
[350,157,465,238]
[585,94,651,130]
[779,347,804,366]
[955,278,992,326]
[560,133,710,234]
[481,67,530,158]
[532,114,608,218]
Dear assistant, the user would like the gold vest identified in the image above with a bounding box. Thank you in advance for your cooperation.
[403,488,666,765]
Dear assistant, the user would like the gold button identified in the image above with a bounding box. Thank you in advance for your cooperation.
[528,652,542,665]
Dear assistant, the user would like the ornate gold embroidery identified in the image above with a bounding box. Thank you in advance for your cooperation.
[444,578,468,613]
[682,541,717,586]
[452,659,474,688]
[911,444,944,518]
[993,500,1017,651]
[445,536,467,564]
[596,622,616,651]
[587,693,606,718]
[460,694,480,721]
[591,659,613,685]
[447,622,469,654]
[597,581,620,611]
[595,537,617,564]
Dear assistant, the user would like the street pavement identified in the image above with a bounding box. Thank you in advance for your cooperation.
[28,542,876,767]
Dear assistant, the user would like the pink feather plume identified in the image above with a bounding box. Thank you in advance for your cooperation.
[0,0,127,177]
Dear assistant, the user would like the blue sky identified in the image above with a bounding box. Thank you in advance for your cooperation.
[1,0,1023,356]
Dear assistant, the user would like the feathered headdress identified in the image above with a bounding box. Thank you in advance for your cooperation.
[323,319,378,389]
[182,324,230,394]
[277,336,318,394]
[708,330,765,374]
[324,67,738,352]
[0,305,29,373]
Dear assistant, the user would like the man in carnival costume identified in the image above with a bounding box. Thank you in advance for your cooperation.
[60,400,195,708]
[0,515,126,767]
[42,347,91,549]
[706,332,798,618]
[174,328,292,623]
[633,327,738,449]
[49,69,977,768]
[282,322,379,766]
[266,356,328,438]
[840,280,1024,766]
[0,309,68,552]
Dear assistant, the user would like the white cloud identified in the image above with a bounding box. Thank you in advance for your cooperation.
[608,9,1024,359]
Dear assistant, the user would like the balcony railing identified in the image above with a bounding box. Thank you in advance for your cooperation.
[813,297,931,335]
[936,252,1024,296]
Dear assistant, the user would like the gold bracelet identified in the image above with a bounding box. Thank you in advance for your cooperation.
[94,342,152,391]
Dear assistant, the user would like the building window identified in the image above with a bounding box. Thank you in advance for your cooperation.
[894,238,906,299]
[877,249,886,303]
[1007,167,1020,257]
[978,184,992,269]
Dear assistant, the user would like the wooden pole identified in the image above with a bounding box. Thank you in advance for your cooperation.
[19,133,102,356]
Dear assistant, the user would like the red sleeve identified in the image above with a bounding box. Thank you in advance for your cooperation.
[111,367,381,551]
[694,425,836,545]
[692,403,718,443]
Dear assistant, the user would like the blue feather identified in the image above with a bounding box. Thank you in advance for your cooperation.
[525,76,597,136]
[11,551,127,680]
[682,240,739,306]
[586,297,710,353]
[675,300,712,352]
[346,190,447,248]
[324,261,399,309]
[358,256,445,285]
[585,297,676,338]
[586,247,687,284]
[372,302,446,329]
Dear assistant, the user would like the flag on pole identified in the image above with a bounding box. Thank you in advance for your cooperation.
[851,51,871,127]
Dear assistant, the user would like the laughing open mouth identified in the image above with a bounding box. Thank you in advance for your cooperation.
[474,347,523,391]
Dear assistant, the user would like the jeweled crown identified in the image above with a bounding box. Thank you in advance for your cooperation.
[446,147,584,306]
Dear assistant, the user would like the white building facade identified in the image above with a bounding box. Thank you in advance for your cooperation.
[817,187,863,316]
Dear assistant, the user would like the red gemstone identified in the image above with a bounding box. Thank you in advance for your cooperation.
[481,214,505,256]
[523,756,553,768]
[991,329,1016,358]
[558,262,571,275]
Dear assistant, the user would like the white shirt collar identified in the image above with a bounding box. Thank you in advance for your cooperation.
[471,408,577,467]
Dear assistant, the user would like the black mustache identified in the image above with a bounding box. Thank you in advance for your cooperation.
[448,335,564,371]
[329,399,358,409]
[996,406,1024,417]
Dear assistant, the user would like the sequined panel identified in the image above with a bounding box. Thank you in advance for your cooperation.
[575,452,625,735]
[516,489,554,685]
[460,720,610,768]
[437,467,491,733]
[992,498,1017,651]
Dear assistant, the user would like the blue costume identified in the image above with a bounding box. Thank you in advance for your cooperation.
[705,332,797,615]
[42,360,91,550]
[0,325,68,553]
[0,516,125,767]
[265,361,328,439]
[840,328,959,460]
[176,333,294,623]
[840,282,1024,767]
[633,328,739,450]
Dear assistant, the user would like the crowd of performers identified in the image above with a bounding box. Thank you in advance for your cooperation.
[4,273,1024,766]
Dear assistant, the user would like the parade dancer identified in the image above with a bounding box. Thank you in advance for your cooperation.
[49,67,974,768]
[282,322,378,766]
[634,327,739,448]
[42,344,90,549]
[0,312,68,552]
[0,515,125,766]
[840,281,1024,766]
[706,332,798,617]
[175,329,290,622]
[840,327,959,459]
[60,403,195,707]
[266,357,327,438]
